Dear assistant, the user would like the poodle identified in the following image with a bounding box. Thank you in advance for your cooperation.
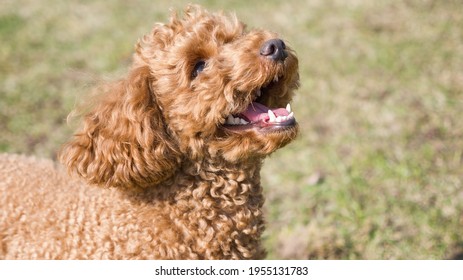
[0,5,299,259]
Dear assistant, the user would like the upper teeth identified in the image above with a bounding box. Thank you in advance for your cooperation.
[256,88,262,97]
[225,115,249,125]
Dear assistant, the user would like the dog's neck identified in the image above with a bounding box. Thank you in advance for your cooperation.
[181,157,265,205]
[185,157,267,259]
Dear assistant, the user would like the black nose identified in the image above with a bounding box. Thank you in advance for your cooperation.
[260,39,288,61]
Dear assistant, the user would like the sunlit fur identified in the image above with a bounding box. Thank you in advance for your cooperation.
[0,5,299,259]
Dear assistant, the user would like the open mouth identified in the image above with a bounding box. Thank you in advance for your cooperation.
[223,76,296,131]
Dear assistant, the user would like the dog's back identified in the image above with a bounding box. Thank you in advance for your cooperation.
[0,154,126,259]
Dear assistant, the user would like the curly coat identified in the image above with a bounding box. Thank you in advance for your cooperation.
[0,5,299,259]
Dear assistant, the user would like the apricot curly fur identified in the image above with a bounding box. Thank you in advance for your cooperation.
[0,5,299,259]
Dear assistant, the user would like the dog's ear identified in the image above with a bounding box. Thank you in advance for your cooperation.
[59,66,181,190]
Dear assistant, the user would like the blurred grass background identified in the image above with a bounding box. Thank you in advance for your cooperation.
[1,0,462,259]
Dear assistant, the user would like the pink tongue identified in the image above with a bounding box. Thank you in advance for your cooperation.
[240,102,289,123]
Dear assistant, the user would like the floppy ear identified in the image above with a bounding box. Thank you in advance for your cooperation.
[59,66,181,190]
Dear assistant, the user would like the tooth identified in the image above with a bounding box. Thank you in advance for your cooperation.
[234,117,241,124]
[268,110,276,122]
[274,75,279,83]
[281,116,287,121]
[240,118,248,125]
[286,103,291,113]
[276,116,282,122]
[256,88,262,97]
[288,112,294,119]
[227,115,234,124]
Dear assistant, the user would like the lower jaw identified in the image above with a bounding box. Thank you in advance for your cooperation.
[208,122,298,163]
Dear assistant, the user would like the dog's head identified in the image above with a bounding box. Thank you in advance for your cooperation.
[60,5,299,190]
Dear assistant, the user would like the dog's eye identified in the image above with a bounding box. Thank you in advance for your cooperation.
[192,60,206,78]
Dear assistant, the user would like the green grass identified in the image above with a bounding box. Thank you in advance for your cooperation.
[1,0,462,259]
